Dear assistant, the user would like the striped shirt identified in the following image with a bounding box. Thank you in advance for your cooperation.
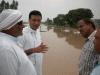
[78,30,99,75]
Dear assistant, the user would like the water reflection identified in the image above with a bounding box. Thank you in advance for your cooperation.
[53,26,84,49]
[41,25,84,49]
[25,24,84,49]
[47,25,53,31]
[40,25,83,75]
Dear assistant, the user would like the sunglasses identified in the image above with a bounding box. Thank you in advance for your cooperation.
[17,21,23,26]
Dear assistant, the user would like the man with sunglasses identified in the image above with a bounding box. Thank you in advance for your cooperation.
[17,10,48,75]
[0,9,37,75]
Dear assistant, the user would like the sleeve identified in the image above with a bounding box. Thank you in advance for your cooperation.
[0,48,18,75]
[17,34,26,50]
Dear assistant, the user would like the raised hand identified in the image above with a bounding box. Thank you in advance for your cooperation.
[34,42,49,53]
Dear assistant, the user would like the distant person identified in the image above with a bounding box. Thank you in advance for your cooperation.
[77,18,99,75]
[91,28,100,75]
[0,9,37,75]
[17,10,48,75]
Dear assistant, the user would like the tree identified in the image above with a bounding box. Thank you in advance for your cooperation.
[10,0,16,9]
[5,2,9,9]
[65,8,93,27]
[1,0,5,10]
[15,1,18,9]
[0,0,18,13]
[53,14,66,26]
[44,18,52,25]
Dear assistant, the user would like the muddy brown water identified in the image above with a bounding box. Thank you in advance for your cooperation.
[40,25,84,75]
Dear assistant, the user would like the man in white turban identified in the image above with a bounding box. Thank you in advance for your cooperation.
[0,9,37,75]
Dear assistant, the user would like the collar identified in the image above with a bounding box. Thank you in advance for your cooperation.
[0,32,17,42]
[27,25,38,34]
[85,30,97,42]
[88,30,97,39]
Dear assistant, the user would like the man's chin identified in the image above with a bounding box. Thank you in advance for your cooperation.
[81,34,84,37]
[32,26,39,30]
[20,33,23,36]
[81,34,86,38]
[18,33,23,37]
[33,28,38,30]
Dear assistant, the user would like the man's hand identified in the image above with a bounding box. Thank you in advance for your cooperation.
[25,42,49,55]
[33,42,49,53]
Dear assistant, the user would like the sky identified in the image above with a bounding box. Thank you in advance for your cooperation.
[3,0,100,22]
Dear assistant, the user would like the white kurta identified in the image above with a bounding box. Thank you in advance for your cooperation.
[17,25,43,75]
[0,32,37,75]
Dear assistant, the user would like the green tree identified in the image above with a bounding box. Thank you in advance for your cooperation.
[5,2,9,9]
[65,8,93,27]
[10,0,18,9]
[15,1,18,9]
[47,18,52,25]
[1,0,5,10]
[0,0,18,13]
[44,18,52,25]
[53,14,66,26]
[10,0,15,9]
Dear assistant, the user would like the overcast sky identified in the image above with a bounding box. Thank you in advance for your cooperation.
[4,0,100,22]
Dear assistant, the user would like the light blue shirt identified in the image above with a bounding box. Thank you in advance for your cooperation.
[90,63,100,75]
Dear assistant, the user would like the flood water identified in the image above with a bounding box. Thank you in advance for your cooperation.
[40,24,85,75]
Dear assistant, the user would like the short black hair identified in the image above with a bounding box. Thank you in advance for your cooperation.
[83,18,96,30]
[29,10,42,19]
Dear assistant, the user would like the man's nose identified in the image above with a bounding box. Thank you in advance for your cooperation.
[35,21,39,24]
[78,28,81,31]
[22,24,25,28]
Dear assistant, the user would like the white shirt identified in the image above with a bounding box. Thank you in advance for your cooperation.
[17,25,43,75]
[0,32,37,75]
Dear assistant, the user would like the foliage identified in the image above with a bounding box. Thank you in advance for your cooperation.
[0,0,18,13]
[10,0,18,9]
[44,18,53,25]
[52,8,93,27]
[65,8,93,27]
[53,14,66,26]
[5,2,9,9]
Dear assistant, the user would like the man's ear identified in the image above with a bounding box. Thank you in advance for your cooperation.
[88,23,92,28]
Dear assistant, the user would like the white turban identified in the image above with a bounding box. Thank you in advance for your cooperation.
[0,9,22,31]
